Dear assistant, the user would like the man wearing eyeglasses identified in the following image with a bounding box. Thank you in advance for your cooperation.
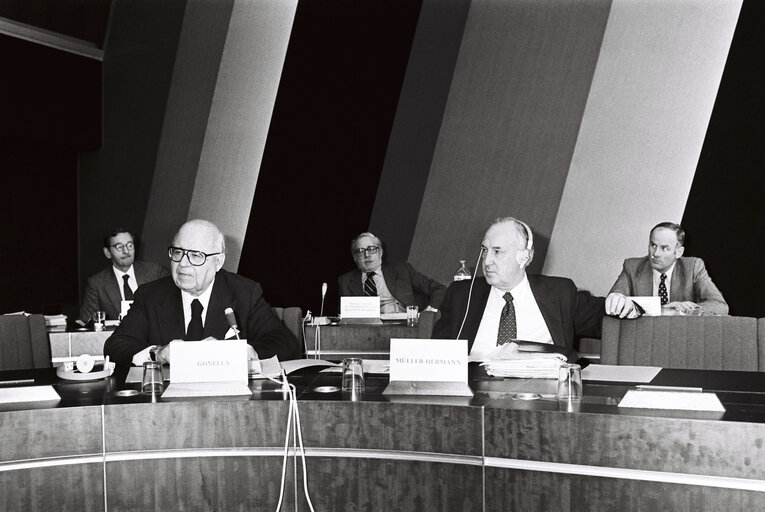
[104,219,300,366]
[78,229,168,324]
[338,232,446,313]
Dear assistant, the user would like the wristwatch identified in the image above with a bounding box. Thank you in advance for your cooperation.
[149,345,162,362]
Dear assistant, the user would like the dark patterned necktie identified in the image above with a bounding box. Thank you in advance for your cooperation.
[658,273,668,305]
[122,274,134,300]
[186,299,204,340]
[364,271,378,296]
[496,292,517,345]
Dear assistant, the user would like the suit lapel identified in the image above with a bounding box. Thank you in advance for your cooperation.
[670,259,685,301]
[463,279,490,351]
[205,274,237,339]
[528,277,565,348]
[381,263,396,295]
[158,284,186,341]
[105,271,123,316]
[348,270,364,296]
[635,258,654,296]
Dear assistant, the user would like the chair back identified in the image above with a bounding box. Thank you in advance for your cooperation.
[271,306,304,352]
[601,315,759,371]
[0,314,51,370]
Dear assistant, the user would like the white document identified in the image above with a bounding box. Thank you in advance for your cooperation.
[619,389,725,411]
[120,300,133,318]
[163,339,251,397]
[582,364,661,383]
[340,296,381,318]
[320,359,389,374]
[380,312,407,321]
[0,385,60,404]
[631,296,661,316]
[389,339,468,383]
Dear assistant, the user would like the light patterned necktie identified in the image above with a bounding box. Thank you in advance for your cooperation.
[363,272,378,296]
[496,292,517,345]
[658,273,668,305]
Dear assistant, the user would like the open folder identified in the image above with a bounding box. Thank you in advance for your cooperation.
[162,340,252,398]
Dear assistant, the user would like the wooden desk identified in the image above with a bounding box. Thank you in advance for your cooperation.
[304,322,422,359]
[1,366,764,511]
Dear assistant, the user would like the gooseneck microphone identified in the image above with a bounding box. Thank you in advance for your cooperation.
[456,246,485,340]
[224,307,240,340]
[320,282,327,317]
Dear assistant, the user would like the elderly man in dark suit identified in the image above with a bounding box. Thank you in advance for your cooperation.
[338,232,446,313]
[605,222,728,316]
[433,217,630,362]
[104,219,300,366]
[78,229,168,323]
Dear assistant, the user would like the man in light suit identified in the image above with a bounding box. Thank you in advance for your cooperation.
[103,220,300,366]
[433,217,631,361]
[606,222,728,316]
[78,229,168,323]
[338,232,446,313]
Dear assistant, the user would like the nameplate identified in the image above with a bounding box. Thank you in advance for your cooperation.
[169,339,248,384]
[384,339,472,396]
[340,296,381,319]
[631,296,661,316]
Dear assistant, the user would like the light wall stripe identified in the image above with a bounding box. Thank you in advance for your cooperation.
[188,0,298,271]
[543,0,742,296]
[408,0,611,284]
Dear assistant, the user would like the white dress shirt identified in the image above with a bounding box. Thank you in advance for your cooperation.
[469,274,552,362]
[112,265,137,300]
[364,269,405,313]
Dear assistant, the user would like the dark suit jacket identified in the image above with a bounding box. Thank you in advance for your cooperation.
[432,275,605,360]
[79,261,169,322]
[103,269,300,366]
[609,256,728,315]
[338,261,447,310]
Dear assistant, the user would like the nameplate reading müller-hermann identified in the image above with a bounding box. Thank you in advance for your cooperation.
[383,339,473,397]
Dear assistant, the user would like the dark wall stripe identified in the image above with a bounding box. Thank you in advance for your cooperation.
[239,0,423,313]
[683,0,764,317]
[78,0,187,295]
[368,0,472,263]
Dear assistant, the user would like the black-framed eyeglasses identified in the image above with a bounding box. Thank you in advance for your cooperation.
[168,246,221,266]
[111,242,135,252]
[352,245,380,257]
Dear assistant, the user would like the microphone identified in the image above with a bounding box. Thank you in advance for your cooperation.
[224,307,240,339]
[320,282,327,317]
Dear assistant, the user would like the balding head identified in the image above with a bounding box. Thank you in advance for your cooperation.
[169,219,226,296]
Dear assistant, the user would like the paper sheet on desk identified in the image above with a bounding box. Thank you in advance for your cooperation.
[619,389,725,411]
[582,364,661,383]
[0,386,60,404]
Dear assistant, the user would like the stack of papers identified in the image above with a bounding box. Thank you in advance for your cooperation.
[480,343,567,378]
[44,314,67,327]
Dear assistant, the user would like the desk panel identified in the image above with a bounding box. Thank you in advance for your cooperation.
[305,323,420,359]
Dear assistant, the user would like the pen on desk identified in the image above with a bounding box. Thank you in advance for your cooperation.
[0,379,35,386]
[635,385,703,392]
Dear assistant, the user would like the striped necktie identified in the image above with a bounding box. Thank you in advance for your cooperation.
[364,272,378,296]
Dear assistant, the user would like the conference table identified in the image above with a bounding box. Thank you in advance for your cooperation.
[1,363,764,511]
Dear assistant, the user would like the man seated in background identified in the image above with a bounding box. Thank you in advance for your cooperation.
[103,219,300,366]
[605,222,728,316]
[78,228,168,323]
[433,217,639,361]
[338,232,447,313]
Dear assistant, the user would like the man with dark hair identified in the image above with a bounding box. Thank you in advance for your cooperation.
[433,217,619,361]
[338,232,446,313]
[78,229,168,323]
[606,222,728,316]
[104,219,300,366]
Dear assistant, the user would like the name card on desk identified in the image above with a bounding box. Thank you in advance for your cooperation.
[631,296,661,316]
[163,340,251,397]
[383,339,472,396]
[340,297,381,318]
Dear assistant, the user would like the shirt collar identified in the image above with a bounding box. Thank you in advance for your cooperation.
[180,277,216,311]
[112,264,135,280]
[490,273,530,301]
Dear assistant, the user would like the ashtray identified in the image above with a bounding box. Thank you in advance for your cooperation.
[114,390,139,397]
[513,393,542,400]
[313,385,340,393]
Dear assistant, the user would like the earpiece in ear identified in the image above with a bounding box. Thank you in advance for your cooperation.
[516,250,530,268]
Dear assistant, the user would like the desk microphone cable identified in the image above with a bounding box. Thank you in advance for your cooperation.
[270,371,315,512]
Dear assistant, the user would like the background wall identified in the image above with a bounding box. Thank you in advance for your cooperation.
[1,0,762,320]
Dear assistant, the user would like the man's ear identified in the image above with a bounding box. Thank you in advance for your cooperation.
[676,246,685,258]
[215,254,226,272]
[103,247,112,260]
